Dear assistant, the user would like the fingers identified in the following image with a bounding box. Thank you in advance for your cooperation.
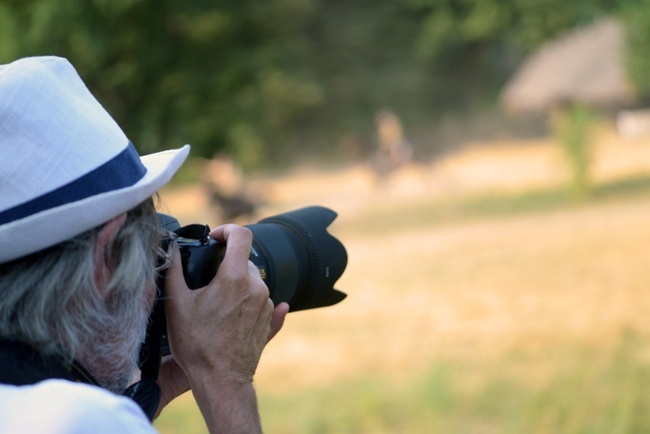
[163,247,188,301]
[164,222,287,385]
[268,302,289,342]
[248,260,264,286]
[210,225,253,274]
[211,225,288,343]
[253,298,274,343]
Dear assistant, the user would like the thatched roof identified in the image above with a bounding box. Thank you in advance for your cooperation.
[501,17,635,114]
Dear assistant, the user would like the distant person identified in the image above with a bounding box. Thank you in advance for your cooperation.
[372,109,413,178]
[0,56,288,433]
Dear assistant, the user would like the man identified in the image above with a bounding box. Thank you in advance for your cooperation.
[0,56,289,432]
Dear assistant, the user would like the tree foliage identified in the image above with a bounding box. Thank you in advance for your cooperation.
[621,0,650,99]
[0,0,639,169]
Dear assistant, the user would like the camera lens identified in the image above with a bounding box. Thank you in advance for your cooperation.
[247,206,347,311]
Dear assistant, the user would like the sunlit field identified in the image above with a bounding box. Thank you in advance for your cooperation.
[155,128,650,433]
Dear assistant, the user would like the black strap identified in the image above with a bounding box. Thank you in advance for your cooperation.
[123,379,161,421]
[0,340,161,421]
[0,341,99,386]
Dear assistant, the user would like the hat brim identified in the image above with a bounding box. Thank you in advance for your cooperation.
[0,145,190,263]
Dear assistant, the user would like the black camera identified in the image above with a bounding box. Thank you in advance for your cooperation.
[158,205,347,312]
[135,206,347,416]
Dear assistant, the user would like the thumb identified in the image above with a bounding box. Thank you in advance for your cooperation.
[163,247,190,306]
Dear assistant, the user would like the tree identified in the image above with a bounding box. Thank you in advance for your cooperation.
[0,0,321,168]
[0,0,632,170]
[621,0,650,99]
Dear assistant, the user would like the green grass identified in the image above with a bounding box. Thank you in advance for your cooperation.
[154,173,650,434]
[255,333,650,434]
[155,333,650,434]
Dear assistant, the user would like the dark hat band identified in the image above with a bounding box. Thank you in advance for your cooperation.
[0,142,146,225]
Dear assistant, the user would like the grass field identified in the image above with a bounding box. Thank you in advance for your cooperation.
[155,130,650,433]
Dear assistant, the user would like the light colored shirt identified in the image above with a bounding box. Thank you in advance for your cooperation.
[0,379,157,433]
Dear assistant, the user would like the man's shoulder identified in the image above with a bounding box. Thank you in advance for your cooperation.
[0,379,157,433]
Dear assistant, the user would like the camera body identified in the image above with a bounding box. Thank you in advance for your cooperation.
[159,205,347,312]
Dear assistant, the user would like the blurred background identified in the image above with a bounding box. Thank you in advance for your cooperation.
[5,0,650,432]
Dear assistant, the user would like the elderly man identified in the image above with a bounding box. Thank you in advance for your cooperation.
[0,56,288,433]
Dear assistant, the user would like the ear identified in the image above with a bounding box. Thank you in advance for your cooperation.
[93,213,128,296]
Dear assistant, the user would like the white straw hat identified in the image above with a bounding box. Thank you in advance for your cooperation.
[0,56,190,263]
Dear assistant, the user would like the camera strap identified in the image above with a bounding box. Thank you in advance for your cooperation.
[131,239,175,421]
[123,283,164,421]
[130,224,211,420]
[0,340,161,420]
[0,340,100,387]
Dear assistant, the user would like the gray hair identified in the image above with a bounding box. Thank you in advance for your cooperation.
[0,198,160,392]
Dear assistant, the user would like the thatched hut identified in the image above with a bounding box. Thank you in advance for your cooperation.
[501,17,635,115]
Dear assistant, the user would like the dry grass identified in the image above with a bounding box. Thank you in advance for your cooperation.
[156,127,650,433]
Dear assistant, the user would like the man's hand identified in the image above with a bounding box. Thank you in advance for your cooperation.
[159,224,289,432]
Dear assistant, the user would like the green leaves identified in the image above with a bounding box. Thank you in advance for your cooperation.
[0,0,636,170]
[621,0,650,97]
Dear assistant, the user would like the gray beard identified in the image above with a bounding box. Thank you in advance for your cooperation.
[78,290,153,394]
